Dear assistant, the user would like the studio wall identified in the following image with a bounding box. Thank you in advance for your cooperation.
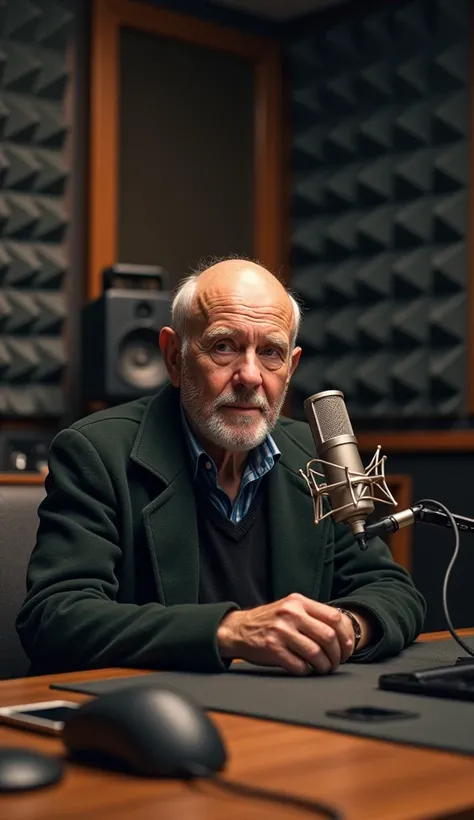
[0,0,79,420]
[288,0,469,424]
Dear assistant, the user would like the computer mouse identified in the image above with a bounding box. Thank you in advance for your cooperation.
[0,747,63,792]
[61,686,227,778]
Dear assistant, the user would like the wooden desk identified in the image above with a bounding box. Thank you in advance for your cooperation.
[1,632,474,820]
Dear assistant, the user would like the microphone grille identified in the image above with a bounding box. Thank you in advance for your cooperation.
[304,390,354,444]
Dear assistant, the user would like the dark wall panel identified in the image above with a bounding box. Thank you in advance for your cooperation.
[0,0,77,418]
[287,0,469,424]
[118,26,255,287]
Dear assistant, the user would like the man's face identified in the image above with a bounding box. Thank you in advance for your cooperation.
[177,269,301,452]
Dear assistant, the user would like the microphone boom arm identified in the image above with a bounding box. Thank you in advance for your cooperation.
[365,505,474,539]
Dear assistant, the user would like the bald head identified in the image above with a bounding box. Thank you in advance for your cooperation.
[195,258,283,294]
[192,259,292,328]
[172,258,301,347]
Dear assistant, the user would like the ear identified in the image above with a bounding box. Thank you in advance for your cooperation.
[159,327,182,387]
[288,346,302,380]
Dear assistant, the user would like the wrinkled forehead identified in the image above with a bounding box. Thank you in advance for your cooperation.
[188,274,294,336]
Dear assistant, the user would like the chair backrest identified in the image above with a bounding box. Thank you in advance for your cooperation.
[0,484,46,679]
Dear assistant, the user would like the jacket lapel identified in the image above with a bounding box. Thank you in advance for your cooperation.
[142,475,199,605]
[269,424,331,601]
[130,386,199,605]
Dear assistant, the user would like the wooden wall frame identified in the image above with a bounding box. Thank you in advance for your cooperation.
[383,474,413,572]
[0,474,45,485]
[89,0,283,302]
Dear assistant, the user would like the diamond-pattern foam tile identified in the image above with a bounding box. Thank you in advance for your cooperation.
[0,0,72,417]
[288,0,469,421]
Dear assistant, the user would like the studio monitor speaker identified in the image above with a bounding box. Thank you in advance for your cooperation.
[81,288,171,402]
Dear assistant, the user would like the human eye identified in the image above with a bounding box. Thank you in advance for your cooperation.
[213,340,235,354]
[209,339,239,364]
[259,346,285,368]
[260,346,279,357]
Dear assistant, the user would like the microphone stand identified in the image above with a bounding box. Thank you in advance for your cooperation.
[365,505,474,540]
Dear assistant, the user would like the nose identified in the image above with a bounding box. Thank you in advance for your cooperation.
[232,350,263,390]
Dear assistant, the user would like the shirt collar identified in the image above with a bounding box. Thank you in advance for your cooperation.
[180,405,280,480]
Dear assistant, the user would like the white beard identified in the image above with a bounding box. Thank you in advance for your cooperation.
[179,358,289,452]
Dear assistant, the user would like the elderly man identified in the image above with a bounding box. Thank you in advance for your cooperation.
[17,258,425,675]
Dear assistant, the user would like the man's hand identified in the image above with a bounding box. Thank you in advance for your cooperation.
[217,593,357,676]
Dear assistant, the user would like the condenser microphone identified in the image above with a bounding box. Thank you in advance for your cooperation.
[301,390,395,550]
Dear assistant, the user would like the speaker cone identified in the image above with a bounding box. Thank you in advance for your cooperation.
[116,327,167,390]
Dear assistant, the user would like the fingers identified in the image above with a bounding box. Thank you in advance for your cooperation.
[271,644,332,676]
[286,631,333,674]
[296,595,355,664]
[259,615,335,674]
[300,596,346,629]
[277,595,344,671]
[276,649,314,676]
[270,609,337,673]
[295,614,341,670]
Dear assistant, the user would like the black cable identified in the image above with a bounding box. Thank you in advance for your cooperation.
[183,764,344,819]
[415,498,474,659]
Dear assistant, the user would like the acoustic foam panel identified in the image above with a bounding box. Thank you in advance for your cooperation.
[0,0,73,416]
[288,0,469,421]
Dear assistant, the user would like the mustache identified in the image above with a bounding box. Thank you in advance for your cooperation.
[214,389,270,413]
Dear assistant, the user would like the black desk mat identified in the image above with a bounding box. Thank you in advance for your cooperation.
[51,638,474,756]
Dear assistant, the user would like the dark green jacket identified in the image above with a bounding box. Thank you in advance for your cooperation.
[16,385,426,674]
